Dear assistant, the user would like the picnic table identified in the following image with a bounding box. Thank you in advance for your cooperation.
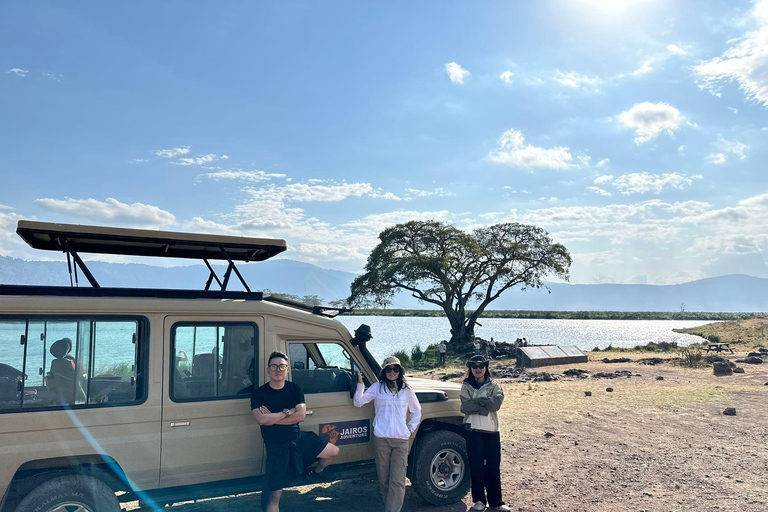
[706,342,734,354]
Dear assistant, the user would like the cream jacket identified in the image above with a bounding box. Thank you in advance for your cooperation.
[460,379,504,433]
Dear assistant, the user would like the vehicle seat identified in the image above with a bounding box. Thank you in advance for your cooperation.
[48,338,77,404]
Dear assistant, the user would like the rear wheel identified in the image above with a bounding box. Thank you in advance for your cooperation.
[16,475,120,512]
[411,430,470,505]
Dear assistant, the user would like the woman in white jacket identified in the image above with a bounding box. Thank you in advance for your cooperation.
[460,355,508,512]
[354,356,422,512]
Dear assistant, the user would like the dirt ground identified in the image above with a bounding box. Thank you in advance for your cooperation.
[124,354,768,512]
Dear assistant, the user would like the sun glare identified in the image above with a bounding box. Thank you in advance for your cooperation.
[578,0,656,16]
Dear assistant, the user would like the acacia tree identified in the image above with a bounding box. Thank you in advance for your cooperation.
[348,220,571,346]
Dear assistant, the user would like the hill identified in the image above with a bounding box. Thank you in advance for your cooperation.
[1,256,766,312]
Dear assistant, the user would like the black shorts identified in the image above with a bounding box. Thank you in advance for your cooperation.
[265,431,328,490]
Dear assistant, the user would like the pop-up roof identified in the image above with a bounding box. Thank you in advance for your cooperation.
[16,220,287,291]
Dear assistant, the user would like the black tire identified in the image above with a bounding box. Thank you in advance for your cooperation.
[16,475,120,512]
[411,430,470,505]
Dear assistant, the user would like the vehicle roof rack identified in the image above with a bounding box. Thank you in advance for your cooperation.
[16,220,287,292]
[263,295,352,318]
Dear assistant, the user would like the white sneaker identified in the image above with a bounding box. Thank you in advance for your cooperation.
[471,502,487,511]
[494,505,511,512]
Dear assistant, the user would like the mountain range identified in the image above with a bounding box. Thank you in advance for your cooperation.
[0,256,766,312]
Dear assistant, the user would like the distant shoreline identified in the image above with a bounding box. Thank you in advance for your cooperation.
[342,309,764,321]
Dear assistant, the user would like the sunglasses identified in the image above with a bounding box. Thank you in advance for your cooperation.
[268,363,289,372]
[471,364,486,370]
[384,366,401,374]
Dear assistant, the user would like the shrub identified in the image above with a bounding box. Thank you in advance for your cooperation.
[633,341,679,352]
[678,346,703,368]
[707,335,721,343]
[411,345,424,364]
[423,343,438,361]
[591,346,601,352]
[392,350,412,368]
[95,362,134,380]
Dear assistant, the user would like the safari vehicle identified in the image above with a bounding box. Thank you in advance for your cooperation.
[0,221,470,512]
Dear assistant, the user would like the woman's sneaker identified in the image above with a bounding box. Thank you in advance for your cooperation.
[471,502,487,511]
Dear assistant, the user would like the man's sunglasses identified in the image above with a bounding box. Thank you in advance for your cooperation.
[471,364,486,370]
[268,363,289,372]
[384,366,401,374]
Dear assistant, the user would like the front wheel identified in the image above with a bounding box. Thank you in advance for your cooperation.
[16,475,120,512]
[411,430,470,505]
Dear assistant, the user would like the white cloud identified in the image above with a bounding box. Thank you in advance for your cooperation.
[445,62,470,84]
[596,158,610,168]
[705,153,727,165]
[694,0,768,107]
[717,137,749,159]
[617,102,685,144]
[728,106,739,114]
[500,70,514,84]
[610,172,699,195]
[687,193,768,255]
[593,175,614,185]
[200,170,286,182]
[8,68,28,77]
[404,187,456,198]
[488,129,574,169]
[631,58,655,75]
[176,154,217,166]
[666,44,688,55]
[677,145,686,153]
[34,197,176,228]
[588,186,612,196]
[553,71,601,92]
[0,204,14,210]
[156,147,191,158]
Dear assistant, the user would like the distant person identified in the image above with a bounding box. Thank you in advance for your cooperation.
[480,338,489,358]
[521,337,528,347]
[488,337,496,358]
[460,355,508,512]
[473,338,481,354]
[354,356,422,512]
[252,351,340,512]
[438,340,447,364]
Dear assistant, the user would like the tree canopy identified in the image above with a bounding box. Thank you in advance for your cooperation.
[348,220,572,345]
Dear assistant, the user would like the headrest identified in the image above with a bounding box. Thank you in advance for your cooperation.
[50,338,73,359]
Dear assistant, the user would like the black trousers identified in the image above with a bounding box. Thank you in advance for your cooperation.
[464,429,503,507]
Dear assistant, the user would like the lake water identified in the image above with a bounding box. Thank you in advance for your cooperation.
[1,316,713,377]
[336,316,713,363]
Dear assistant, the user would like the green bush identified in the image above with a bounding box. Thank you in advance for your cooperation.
[95,362,134,380]
[707,335,721,343]
[591,346,601,352]
[411,345,424,363]
[392,350,412,368]
[633,341,679,352]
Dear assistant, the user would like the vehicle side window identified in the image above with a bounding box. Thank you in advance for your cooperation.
[288,342,359,395]
[171,323,257,401]
[0,317,146,412]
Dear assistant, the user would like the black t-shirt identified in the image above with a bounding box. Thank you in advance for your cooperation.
[251,380,305,444]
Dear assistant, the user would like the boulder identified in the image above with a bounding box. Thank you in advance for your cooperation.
[747,352,763,358]
[602,357,632,363]
[735,357,763,365]
[733,367,745,374]
[713,361,733,376]
[723,407,736,416]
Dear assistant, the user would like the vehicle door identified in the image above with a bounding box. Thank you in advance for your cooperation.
[159,317,263,487]
[286,340,375,463]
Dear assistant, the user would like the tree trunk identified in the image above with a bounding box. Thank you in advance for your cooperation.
[446,312,474,346]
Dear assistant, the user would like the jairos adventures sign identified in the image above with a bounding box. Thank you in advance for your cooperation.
[319,419,370,445]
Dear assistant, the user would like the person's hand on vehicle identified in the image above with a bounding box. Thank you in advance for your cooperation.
[356,371,363,384]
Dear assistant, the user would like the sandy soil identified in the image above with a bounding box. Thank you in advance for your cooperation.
[124,355,768,512]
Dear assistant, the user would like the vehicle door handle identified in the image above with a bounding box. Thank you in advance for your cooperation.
[306,410,313,416]
[170,421,190,427]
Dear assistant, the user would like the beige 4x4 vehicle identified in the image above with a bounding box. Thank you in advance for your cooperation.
[0,221,470,512]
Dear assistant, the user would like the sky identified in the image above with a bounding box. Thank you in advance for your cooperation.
[1,0,767,285]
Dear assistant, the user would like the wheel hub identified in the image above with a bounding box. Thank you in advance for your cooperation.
[429,448,465,491]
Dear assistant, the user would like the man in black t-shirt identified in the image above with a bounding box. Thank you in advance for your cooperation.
[251,351,340,512]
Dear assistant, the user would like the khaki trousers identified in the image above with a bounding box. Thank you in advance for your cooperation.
[373,435,409,512]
